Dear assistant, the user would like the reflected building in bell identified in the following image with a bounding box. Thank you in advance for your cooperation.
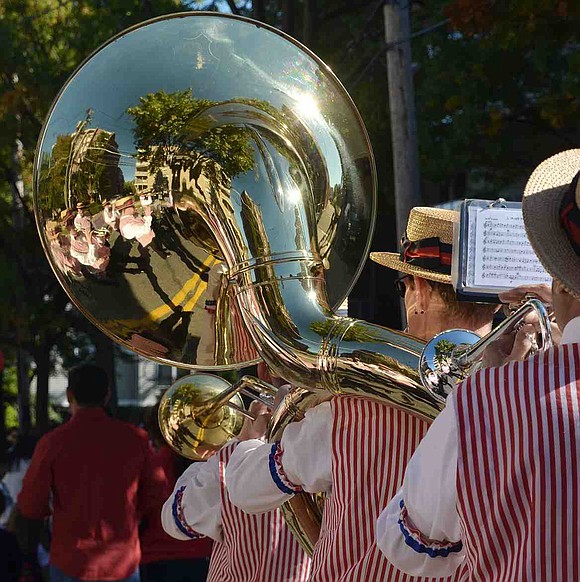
[132,152,234,214]
[134,160,171,195]
[66,126,125,206]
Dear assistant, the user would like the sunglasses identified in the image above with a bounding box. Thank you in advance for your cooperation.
[394,275,410,298]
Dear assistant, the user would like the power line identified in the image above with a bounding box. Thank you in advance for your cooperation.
[350,18,449,89]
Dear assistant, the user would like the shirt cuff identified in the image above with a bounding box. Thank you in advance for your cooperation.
[376,490,464,578]
[268,442,303,495]
[397,498,462,558]
[170,486,206,540]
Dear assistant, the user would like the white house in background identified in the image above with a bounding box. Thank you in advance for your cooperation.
[37,346,178,409]
[36,297,349,410]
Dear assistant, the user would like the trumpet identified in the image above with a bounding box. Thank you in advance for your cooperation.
[419,298,553,402]
[158,373,278,461]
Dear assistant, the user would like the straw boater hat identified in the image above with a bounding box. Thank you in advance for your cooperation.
[370,206,458,284]
[76,201,88,210]
[59,208,75,223]
[522,149,580,300]
[115,196,135,212]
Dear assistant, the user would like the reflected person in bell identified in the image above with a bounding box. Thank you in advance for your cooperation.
[73,202,92,232]
[117,196,169,259]
[160,366,311,582]
[225,207,497,582]
[102,198,120,231]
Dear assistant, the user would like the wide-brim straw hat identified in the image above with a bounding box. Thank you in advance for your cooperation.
[370,206,458,284]
[115,196,135,211]
[59,208,75,222]
[522,149,580,300]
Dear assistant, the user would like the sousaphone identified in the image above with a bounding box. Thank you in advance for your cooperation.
[34,13,444,555]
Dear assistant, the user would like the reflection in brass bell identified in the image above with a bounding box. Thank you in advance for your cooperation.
[33,12,375,371]
[419,330,481,401]
[420,298,553,402]
[158,374,244,460]
[158,372,276,460]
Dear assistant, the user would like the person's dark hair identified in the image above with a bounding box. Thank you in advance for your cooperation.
[68,363,109,407]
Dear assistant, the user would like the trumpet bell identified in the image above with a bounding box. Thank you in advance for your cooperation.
[419,330,480,401]
[420,299,553,401]
[158,373,245,460]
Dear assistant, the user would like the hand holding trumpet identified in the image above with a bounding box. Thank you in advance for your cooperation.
[481,284,560,368]
[237,384,291,441]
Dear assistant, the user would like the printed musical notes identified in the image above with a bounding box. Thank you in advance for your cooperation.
[469,208,551,289]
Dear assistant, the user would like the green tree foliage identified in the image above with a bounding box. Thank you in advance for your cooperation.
[0,0,183,434]
[413,0,580,193]
[127,90,256,188]
[433,338,455,368]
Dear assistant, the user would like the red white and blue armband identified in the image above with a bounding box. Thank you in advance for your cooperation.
[171,486,205,539]
[398,499,462,558]
[268,441,303,495]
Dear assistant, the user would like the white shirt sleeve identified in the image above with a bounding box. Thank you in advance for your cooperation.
[161,455,223,542]
[120,215,152,240]
[376,394,464,578]
[226,401,333,514]
[103,207,119,226]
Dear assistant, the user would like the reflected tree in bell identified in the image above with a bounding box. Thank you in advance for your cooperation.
[127,90,256,191]
[433,338,455,373]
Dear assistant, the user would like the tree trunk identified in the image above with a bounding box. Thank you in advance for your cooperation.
[282,0,296,36]
[303,0,317,48]
[34,343,50,435]
[17,350,31,435]
[253,0,266,22]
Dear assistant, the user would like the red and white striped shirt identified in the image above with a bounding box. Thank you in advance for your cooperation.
[377,317,580,582]
[161,441,310,582]
[227,396,451,581]
[314,397,445,581]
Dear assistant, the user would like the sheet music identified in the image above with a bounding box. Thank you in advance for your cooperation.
[465,206,479,287]
[469,208,551,289]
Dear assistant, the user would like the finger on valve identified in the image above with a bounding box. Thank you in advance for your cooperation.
[273,384,290,409]
[481,334,516,369]
[507,323,537,363]
[248,400,269,417]
[481,322,538,368]
[237,401,272,442]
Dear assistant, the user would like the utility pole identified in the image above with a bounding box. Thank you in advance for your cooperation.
[384,0,421,241]
[11,121,32,435]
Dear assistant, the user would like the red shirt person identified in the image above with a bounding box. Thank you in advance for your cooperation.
[18,364,161,582]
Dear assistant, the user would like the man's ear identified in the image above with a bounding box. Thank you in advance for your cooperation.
[413,276,433,312]
[66,388,74,406]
